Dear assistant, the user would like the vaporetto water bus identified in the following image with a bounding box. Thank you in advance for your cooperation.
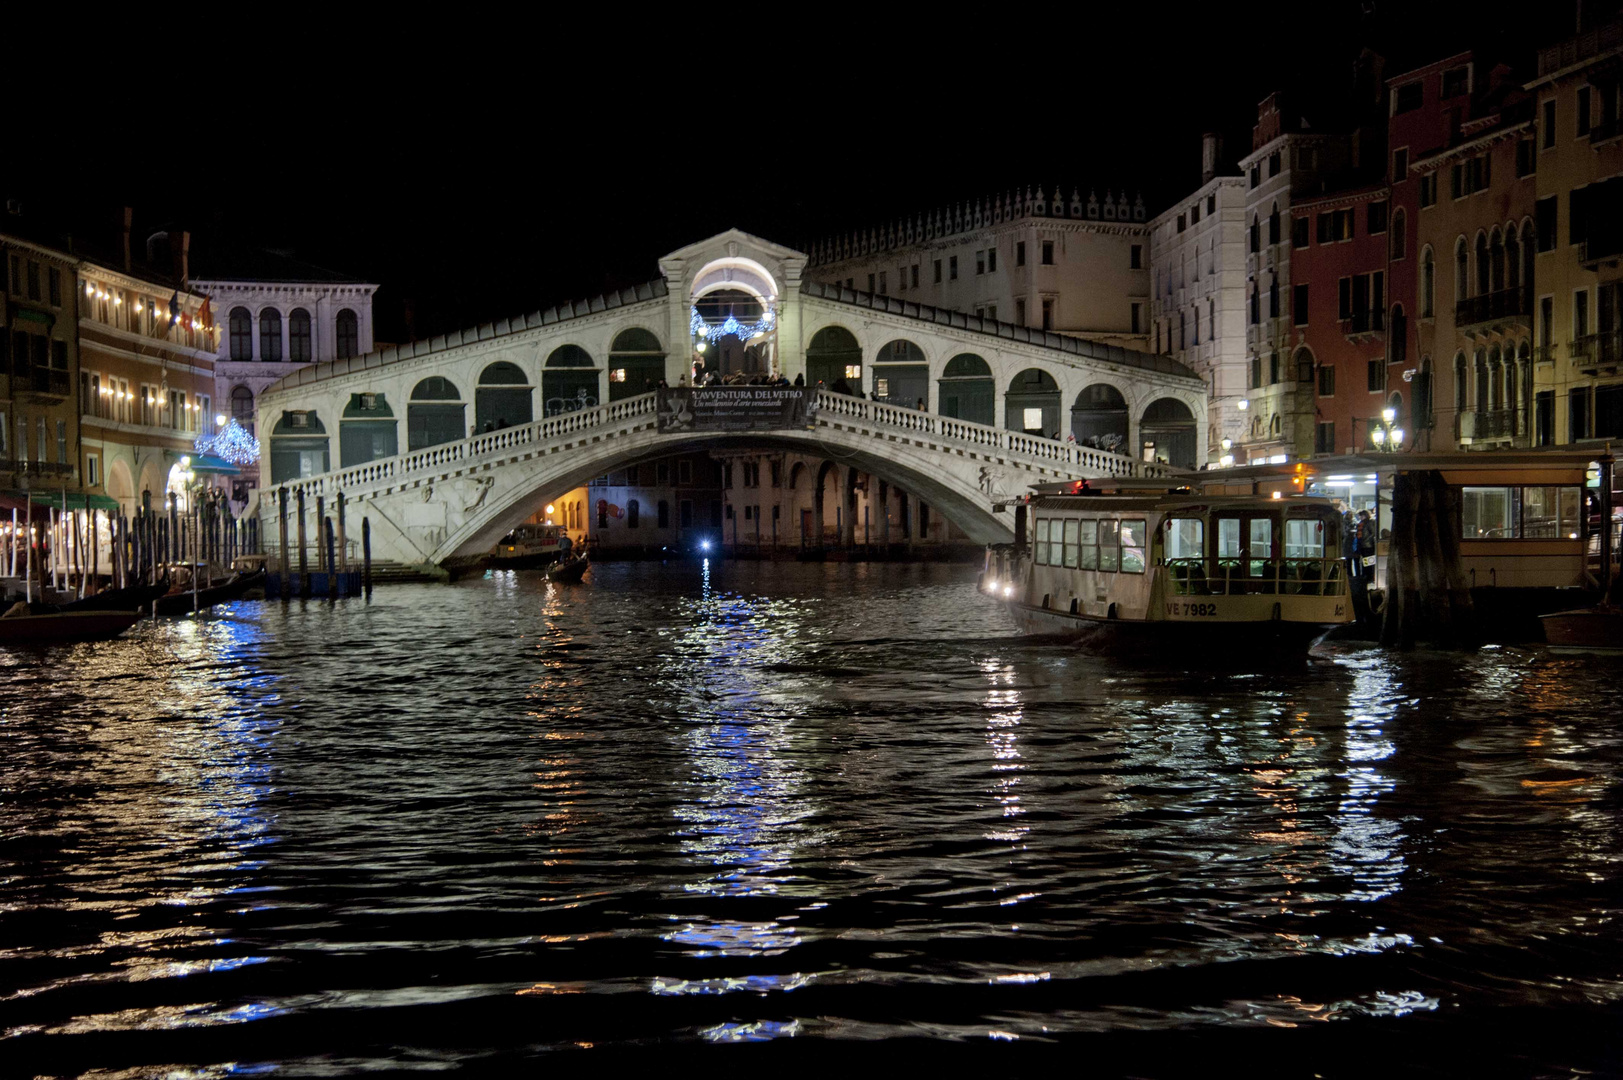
[982,481,1353,646]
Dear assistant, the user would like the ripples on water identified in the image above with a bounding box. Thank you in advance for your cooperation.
[0,562,1619,1074]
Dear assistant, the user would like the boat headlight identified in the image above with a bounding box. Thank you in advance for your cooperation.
[1003,585,1014,597]
[986,578,997,591]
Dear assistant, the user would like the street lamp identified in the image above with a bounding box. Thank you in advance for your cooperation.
[1370,407,1405,451]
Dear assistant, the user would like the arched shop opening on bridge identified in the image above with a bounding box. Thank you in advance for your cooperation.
[871,339,927,408]
[543,345,597,416]
[805,326,862,389]
[1139,397,1198,468]
[938,354,994,425]
[607,329,665,399]
[476,362,533,432]
[408,376,465,450]
[1006,368,1061,436]
[270,410,329,484]
[1071,383,1128,451]
[341,392,398,467]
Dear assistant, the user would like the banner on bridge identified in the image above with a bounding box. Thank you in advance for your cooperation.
[655,386,817,433]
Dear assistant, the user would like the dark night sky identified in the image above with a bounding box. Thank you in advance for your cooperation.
[5,1,1593,343]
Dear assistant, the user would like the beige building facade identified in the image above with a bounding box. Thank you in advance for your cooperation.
[805,186,1150,361]
[1526,16,1623,446]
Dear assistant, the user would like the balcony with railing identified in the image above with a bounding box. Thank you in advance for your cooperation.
[1457,408,1517,442]
[1571,330,1623,370]
[1344,307,1385,343]
[1456,286,1532,332]
[17,367,71,401]
[1,459,76,480]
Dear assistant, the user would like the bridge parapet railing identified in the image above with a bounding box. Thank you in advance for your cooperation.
[811,390,1160,477]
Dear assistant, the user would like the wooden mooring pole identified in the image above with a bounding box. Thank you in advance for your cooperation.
[277,488,291,602]
[325,517,338,600]
[362,517,373,598]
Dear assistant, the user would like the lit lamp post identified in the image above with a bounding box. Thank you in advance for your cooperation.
[1219,438,1235,467]
[1370,407,1405,452]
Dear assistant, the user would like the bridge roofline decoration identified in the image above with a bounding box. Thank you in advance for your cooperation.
[264,279,671,396]
[800,280,1199,383]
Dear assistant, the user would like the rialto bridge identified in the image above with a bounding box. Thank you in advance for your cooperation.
[254,231,1206,569]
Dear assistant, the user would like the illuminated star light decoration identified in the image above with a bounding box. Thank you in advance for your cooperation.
[195,418,261,466]
[690,305,775,344]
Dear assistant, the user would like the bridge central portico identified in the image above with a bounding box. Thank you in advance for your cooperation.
[255,230,1205,569]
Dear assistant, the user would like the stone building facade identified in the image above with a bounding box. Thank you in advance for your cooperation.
[1148,140,1249,464]
[192,253,377,505]
[805,186,1150,356]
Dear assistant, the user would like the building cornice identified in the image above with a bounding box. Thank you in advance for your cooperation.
[0,233,78,268]
[1411,118,1533,170]
[1292,184,1391,213]
[78,260,206,307]
[190,279,379,298]
[1239,132,1341,168]
[78,321,217,377]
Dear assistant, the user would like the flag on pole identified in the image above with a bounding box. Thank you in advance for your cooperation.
[167,291,180,327]
[197,294,211,331]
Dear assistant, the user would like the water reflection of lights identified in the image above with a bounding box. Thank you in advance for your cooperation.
[1331,653,1405,903]
[981,658,1027,843]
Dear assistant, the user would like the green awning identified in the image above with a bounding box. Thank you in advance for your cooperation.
[14,308,54,325]
[189,454,240,475]
[21,491,121,511]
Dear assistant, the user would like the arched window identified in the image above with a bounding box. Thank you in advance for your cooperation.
[627,499,640,529]
[1489,228,1505,292]
[1420,246,1435,318]
[228,307,252,361]
[1390,305,1407,368]
[1489,346,1504,409]
[335,309,359,359]
[1268,201,1280,245]
[1505,228,1521,291]
[1268,275,1279,319]
[259,308,282,362]
[1455,237,1469,303]
[1454,352,1468,411]
[1249,215,1260,253]
[289,308,312,362]
[1474,349,1489,414]
[1475,233,1490,296]
[1391,208,1406,260]
[542,344,597,416]
[230,385,254,431]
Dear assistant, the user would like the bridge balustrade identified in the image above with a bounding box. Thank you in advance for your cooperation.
[272,388,1164,507]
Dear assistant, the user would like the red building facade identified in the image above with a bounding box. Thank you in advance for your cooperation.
[1293,184,1396,454]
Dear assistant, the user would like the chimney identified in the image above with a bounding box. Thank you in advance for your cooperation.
[174,230,190,288]
[1201,132,1223,184]
[121,207,133,272]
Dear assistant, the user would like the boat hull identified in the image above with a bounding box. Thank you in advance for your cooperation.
[1005,598,1337,651]
[0,610,142,645]
[1540,607,1623,654]
[545,559,589,584]
[153,572,265,617]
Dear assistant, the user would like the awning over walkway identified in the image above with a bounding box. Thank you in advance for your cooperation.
[11,491,122,511]
[165,450,241,476]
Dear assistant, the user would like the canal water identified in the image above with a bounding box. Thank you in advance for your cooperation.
[1,562,1619,1074]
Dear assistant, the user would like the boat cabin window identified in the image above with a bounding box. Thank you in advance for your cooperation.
[1164,517,1204,561]
[1035,519,1053,565]
[1120,520,1147,573]
[1284,518,1326,558]
[1079,519,1099,569]
[1062,519,1079,567]
[1100,520,1120,571]
[1462,485,1582,539]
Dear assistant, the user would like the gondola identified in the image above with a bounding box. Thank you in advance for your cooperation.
[152,570,267,616]
[544,556,589,583]
[0,606,142,645]
[55,579,171,613]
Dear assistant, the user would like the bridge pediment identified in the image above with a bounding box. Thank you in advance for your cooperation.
[658,229,807,301]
